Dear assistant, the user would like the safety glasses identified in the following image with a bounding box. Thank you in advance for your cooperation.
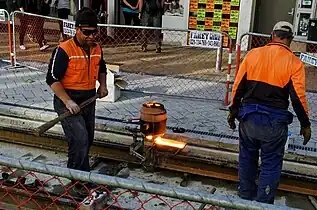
[80,28,98,36]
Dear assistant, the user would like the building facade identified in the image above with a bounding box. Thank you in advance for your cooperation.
[105,0,317,42]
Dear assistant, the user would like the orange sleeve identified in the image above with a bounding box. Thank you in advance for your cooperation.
[290,61,310,127]
[229,54,248,110]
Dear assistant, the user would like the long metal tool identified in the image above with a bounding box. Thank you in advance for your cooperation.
[32,94,99,136]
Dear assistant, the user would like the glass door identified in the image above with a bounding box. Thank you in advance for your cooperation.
[294,0,317,38]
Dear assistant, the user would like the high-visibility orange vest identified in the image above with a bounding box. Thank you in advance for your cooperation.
[59,39,102,90]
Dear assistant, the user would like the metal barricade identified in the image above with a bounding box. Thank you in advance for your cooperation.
[11,11,62,70]
[11,11,232,102]
[98,24,233,102]
[235,32,317,157]
[0,155,297,210]
[0,9,13,65]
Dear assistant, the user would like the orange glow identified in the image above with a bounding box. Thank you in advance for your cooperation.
[145,135,153,140]
[154,137,186,149]
[145,101,156,107]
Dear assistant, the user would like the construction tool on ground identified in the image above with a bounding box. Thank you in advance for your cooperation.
[32,94,100,137]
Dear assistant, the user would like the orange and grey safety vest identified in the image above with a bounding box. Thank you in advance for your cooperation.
[46,37,107,91]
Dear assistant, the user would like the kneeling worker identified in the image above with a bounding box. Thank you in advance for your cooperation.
[46,8,108,173]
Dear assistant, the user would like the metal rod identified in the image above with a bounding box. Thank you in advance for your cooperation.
[0,155,297,210]
[198,187,216,210]
[224,38,233,106]
[215,34,223,73]
[10,11,229,39]
[239,32,317,47]
[2,10,13,66]
[11,11,17,67]
[78,0,81,10]
[308,196,317,210]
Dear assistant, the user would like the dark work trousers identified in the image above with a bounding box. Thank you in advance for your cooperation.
[18,14,45,47]
[53,95,96,172]
[123,12,140,26]
[238,112,288,204]
[58,8,70,41]
[123,11,140,40]
[141,11,162,48]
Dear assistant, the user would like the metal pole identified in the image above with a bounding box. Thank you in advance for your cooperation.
[78,0,81,10]
[0,155,298,210]
[12,11,17,67]
[215,34,223,73]
[224,38,233,106]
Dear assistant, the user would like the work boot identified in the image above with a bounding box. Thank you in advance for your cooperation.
[156,42,162,53]
[156,46,161,53]
[141,43,147,52]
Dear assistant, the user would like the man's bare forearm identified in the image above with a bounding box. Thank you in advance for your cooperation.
[50,82,71,104]
[98,73,107,88]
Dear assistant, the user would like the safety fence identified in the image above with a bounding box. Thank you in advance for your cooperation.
[8,11,233,102]
[0,155,297,210]
[2,10,315,155]
[0,10,238,145]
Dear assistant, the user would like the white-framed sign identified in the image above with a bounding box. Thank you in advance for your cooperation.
[188,30,221,49]
[0,11,6,22]
[300,52,317,66]
[63,20,76,37]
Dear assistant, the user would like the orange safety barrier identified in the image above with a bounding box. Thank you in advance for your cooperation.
[0,166,220,210]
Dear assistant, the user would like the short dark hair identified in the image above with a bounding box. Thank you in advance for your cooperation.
[274,30,293,40]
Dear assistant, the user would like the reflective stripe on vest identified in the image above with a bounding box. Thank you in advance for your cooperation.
[59,39,102,90]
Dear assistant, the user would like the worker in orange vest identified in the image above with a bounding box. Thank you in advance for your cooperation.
[46,8,108,175]
[227,21,311,204]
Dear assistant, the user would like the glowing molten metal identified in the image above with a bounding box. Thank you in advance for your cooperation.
[152,136,186,149]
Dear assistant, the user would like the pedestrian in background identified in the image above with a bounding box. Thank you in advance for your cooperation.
[90,0,108,44]
[55,0,70,42]
[227,21,311,204]
[138,0,164,53]
[46,7,108,176]
[18,0,50,51]
[6,0,21,14]
[122,0,140,26]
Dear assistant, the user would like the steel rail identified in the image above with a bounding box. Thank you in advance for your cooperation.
[0,106,316,166]
[0,125,316,197]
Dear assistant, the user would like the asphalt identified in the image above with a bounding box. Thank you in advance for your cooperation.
[0,60,316,158]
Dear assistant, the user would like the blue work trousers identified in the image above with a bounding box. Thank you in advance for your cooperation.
[54,95,95,172]
[238,112,288,204]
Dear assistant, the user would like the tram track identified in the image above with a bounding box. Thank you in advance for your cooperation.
[0,112,316,199]
[0,140,314,210]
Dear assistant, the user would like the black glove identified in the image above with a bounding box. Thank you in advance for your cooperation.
[227,109,238,130]
[300,126,311,145]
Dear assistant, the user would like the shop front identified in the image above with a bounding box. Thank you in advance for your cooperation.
[108,0,242,47]
[253,0,317,40]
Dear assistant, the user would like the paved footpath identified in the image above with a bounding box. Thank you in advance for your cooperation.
[0,61,316,158]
